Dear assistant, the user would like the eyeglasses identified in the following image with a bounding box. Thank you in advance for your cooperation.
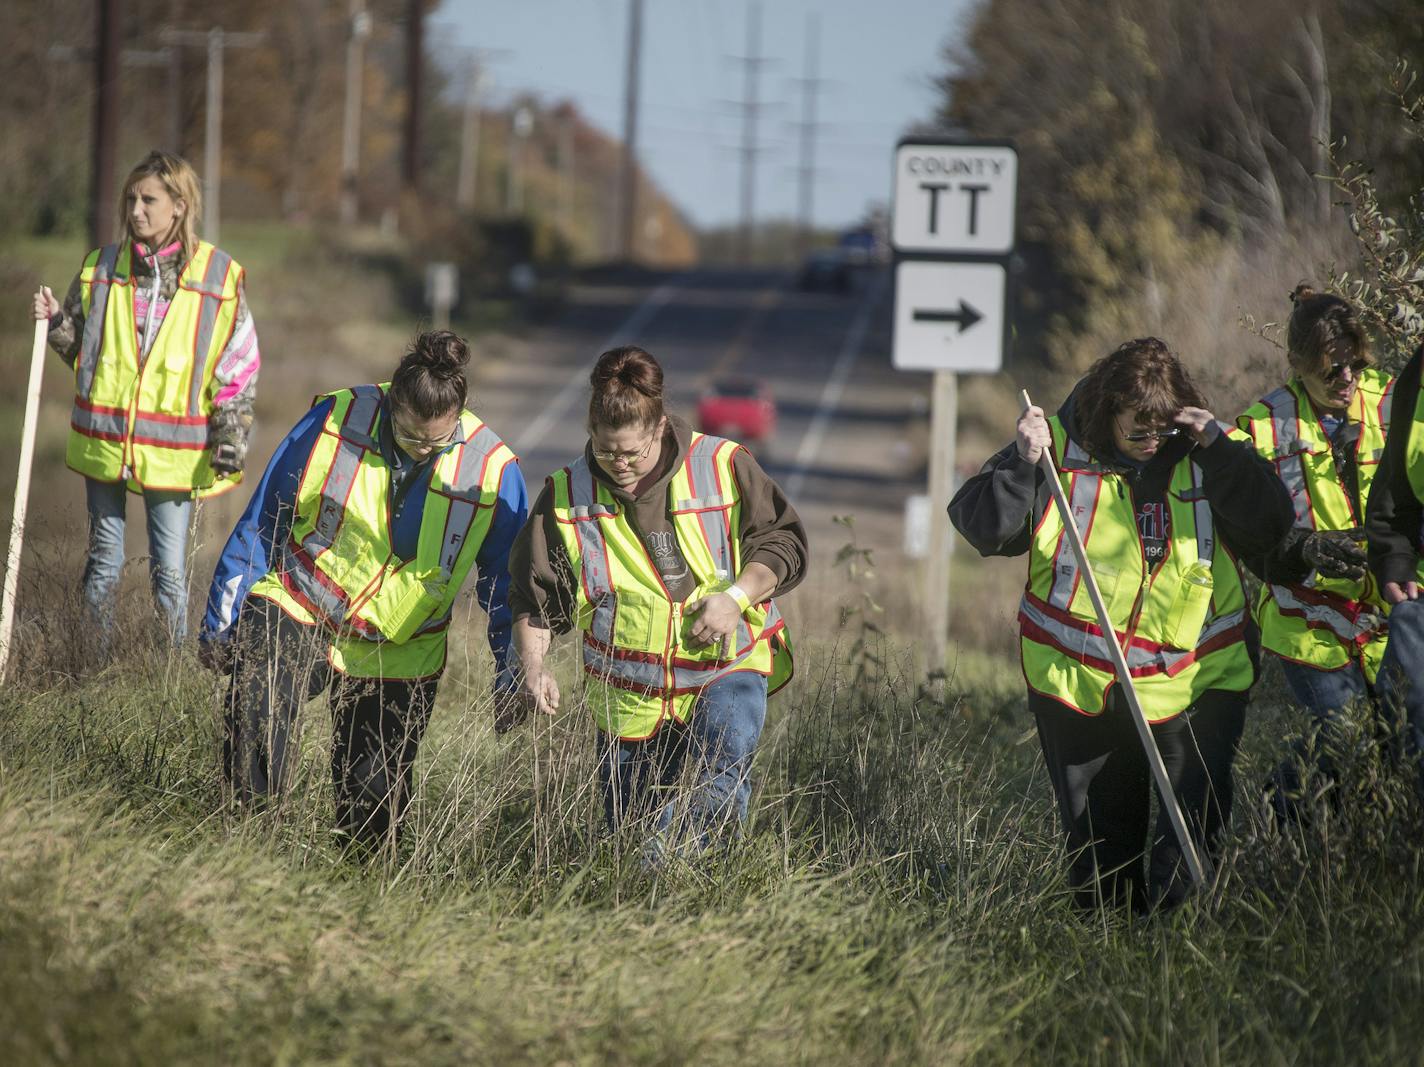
[590,432,659,465]
[1118,423,1182,444]
[391,417,458,451]
[1321,358,1369,384]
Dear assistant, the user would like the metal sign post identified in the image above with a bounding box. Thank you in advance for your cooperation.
[891,138,1017,670]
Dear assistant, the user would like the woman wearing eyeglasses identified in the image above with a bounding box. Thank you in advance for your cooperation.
[197,330,527,850]
[1235,285,1395,821]
[949,337,1291,911]
[508,345,804,857]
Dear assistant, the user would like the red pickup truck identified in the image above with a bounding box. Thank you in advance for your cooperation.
[696,378,777,445]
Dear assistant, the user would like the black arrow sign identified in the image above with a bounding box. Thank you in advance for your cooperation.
[913,299,983,333]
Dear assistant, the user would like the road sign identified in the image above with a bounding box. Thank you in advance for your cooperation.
[892,142,1017,254]
[893,260,1006,372]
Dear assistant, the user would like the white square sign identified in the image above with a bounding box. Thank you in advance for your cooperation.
[892,143,1017,254]
[893,260,1006,372]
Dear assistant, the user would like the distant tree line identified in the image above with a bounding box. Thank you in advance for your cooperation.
[935,0,1424,381]
[2,0,696,266]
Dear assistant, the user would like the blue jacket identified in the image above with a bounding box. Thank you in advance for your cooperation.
[199,394,528,687]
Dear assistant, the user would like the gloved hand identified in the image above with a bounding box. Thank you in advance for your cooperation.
[1301,528,1367,582]
[210,441,244,477]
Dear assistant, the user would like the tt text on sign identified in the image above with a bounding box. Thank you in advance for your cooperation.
[892,144,1017,255]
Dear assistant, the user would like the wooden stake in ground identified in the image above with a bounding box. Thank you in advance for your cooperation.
[1021,390,1210,889]
[1,320,50,682]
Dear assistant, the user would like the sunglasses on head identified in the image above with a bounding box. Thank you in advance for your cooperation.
[1321,357,1369,384]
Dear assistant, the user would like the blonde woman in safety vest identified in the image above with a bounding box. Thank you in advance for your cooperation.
[950,338,1293,912]
[1366,340,1424,798]
[1234,286,1394,821]
[509,346,805,856]
[31,150,259,649]
[197,331,527,850]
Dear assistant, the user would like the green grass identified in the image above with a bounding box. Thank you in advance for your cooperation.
[2,616,1423,1066]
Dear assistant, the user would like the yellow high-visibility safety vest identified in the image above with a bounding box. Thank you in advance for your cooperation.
[68,240,244,497]
[1018,418,1253,721]
[1234,370,1394,681]
[248,384,516,680]
[550,432,794,741]
[1404,374,1424,583]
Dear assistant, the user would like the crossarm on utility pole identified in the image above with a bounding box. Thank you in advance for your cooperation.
[1020,390,1210,889]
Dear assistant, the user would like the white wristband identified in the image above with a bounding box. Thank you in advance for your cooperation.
[724,584,752,613]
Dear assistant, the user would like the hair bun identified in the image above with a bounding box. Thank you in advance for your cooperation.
[1289,282,1317,307]
[410,330,470,376]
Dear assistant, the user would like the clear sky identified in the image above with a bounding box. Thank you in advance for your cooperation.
[436,0,976,231]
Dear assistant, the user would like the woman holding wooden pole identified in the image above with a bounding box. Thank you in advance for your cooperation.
[31,150,260,651]
[950,338,1293,912]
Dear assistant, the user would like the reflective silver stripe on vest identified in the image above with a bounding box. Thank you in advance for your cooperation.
[1264,387,1314,529]
[1021,595,1246,674]
[341,384,384,449]
[449,425,500,496]
[186,248,235,414]
[583,639,666,691]
[566,459,617,646]
[76,244,122,401]
[676,435,736,580]
[132,415,207,447]
[72,404,127,438]
[1047,467,1100,611]
[1269,584,1382,641]
[1189,462,1214,564]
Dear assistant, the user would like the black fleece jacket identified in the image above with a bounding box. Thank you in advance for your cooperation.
[1366,345,1424,587]
[948,386,1294,567]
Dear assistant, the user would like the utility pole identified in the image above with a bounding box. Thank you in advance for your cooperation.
[91,0,121,247]
[726,2,775,264]
[618,0,644,262]
[559,107,576,236]
[161,27,262,244]
[456,61,487,212]
[790,13,828,257]
[403,0,423,194]
[340,0,371,225]
[509,106,534,215]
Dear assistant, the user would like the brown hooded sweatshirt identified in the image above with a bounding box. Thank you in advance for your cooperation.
[509,414,808,632]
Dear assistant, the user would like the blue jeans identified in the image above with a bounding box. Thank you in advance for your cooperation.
[1268,655,1374,821]
[83,477,193,646]
[597,672,769,858]
[1377,597,1424,792]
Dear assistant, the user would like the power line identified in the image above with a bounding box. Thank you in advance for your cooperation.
[725,1,777,264]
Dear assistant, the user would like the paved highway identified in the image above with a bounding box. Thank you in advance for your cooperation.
[471,266,931,585]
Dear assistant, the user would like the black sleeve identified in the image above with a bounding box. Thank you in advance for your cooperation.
[1195,431,1295,562]
[947,441,1045,558]
[1367,346,1423,587]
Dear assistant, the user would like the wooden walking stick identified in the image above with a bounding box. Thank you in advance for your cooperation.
[1021,390,1210,889]
[1,319,50,682]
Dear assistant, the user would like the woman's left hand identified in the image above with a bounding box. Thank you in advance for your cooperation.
[1174,407,1221,447]
[686,592,742,650]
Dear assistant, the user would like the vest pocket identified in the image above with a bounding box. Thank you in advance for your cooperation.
[1086,563,1142,627]
[378,572,448,643]
[611,590,659,650]
[1160,562,1214,650]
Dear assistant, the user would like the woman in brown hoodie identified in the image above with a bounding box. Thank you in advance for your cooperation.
[508,346,807,857]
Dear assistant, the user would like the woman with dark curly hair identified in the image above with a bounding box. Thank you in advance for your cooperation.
[950,338,1292,911]
[198,331,527,849]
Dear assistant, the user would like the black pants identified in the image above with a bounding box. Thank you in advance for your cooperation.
[224,596,437,848]
[1031,686,1247,912]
